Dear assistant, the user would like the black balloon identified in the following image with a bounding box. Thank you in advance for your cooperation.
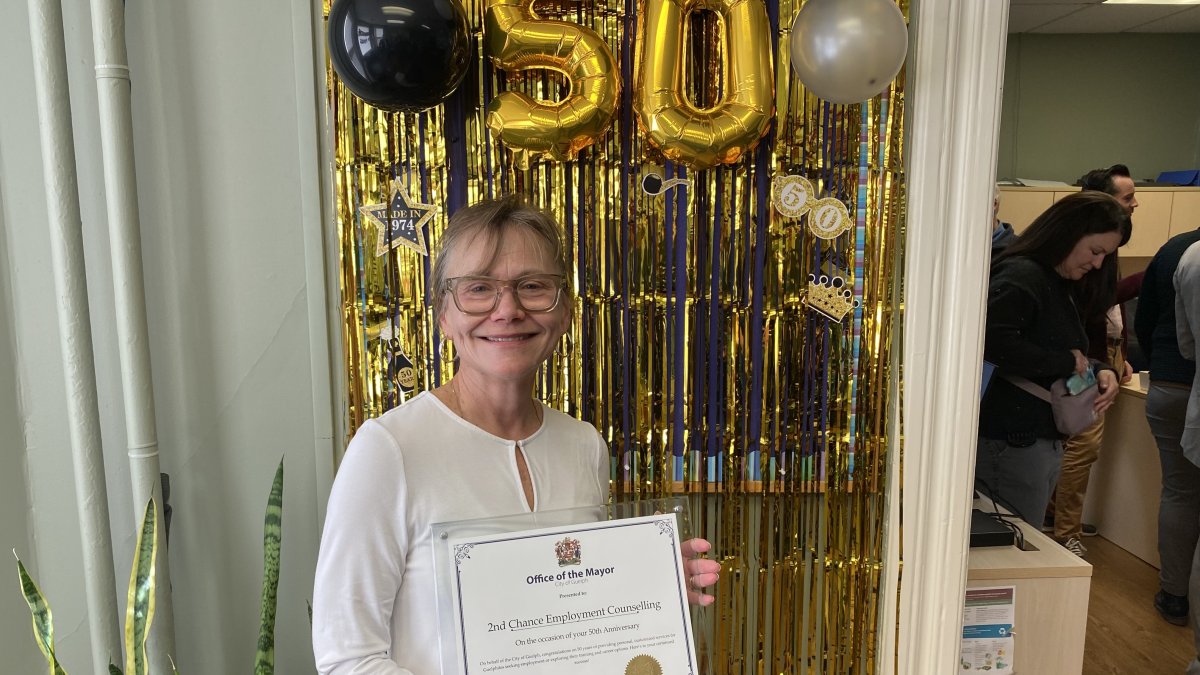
[327,0,471,114]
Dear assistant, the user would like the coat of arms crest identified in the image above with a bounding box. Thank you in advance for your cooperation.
[555,536,581,566]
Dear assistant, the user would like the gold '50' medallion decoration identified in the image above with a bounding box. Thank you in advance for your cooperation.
[772,174,816,218]
[808,197,853,240]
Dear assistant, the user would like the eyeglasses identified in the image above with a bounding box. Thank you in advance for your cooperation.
[445,274,566,315]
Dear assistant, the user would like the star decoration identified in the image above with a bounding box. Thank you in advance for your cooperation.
[359,181,436,257]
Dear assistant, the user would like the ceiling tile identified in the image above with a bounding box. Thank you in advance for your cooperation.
[1030,4,1190,32]
[1008,4,1091,32]
[1128,6,1200,31]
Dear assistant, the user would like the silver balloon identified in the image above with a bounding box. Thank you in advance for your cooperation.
[789,0,908,105]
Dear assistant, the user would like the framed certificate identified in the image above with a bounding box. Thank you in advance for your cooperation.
[431,500,700,675]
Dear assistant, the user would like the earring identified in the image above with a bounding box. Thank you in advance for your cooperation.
[556,333,574,355]
[439,336,452,355]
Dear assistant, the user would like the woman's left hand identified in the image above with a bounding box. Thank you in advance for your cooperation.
[1094,369,1120,415]
[681,538,721,607]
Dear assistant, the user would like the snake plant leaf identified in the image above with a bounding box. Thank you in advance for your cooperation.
[255,458,284,675]
[14,552,68,675]
[124,498,158,675]
[109,664,123,675]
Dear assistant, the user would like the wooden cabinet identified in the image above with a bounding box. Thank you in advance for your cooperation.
[1170,191,1200,239]
[997,189,1054,234]
[998,186,1200,257]
[968,501,1092,675]
[1082,385,1160,568]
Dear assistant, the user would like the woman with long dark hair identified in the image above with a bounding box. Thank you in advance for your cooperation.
[977,191,1128,526]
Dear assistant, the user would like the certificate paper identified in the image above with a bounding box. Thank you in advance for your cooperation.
[442,513,698,675]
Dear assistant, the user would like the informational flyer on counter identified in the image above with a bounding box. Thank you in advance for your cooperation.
[960,586,1015,674]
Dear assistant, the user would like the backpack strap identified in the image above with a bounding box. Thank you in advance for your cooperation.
[1001,374,1052,403]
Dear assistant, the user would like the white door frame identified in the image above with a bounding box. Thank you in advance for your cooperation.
[883,0,1010,672]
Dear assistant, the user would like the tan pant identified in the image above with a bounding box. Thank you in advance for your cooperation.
[1051,343,1124,540]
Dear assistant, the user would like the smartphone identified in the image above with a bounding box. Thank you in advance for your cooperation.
[1065,367,1097,396]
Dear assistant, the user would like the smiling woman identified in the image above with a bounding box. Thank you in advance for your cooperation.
[310,197,721,675]
[430,199,574,442]
[975,191,1129,527]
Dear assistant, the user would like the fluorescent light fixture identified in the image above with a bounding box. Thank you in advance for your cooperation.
[1104,0,1200,4]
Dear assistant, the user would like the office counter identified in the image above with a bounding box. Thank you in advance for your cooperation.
[1082,383,1161,567]
[968,500,1092,674]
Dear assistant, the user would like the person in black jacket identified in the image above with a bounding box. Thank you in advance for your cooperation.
[991,188,1017,262]
[977,191,1127,525]
[1135,227,1200,626]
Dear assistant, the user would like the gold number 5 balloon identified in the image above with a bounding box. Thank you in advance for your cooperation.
[634,0,774,171]
[484,0,621,168]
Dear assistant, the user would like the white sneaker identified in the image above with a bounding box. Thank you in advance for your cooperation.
[1062,537,1087,557]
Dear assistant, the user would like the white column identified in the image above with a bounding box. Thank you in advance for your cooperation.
[894,0,1009,672]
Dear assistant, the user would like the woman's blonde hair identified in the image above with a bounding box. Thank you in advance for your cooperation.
[431,196,573,325]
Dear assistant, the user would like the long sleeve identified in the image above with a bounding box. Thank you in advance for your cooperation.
[1175,243,1200,462]
[1175,249,1200,363]
[978,257,1089,440]
[1136,259,1162,359]
[1177,292,1194,361]
[984,270,1077,381]
[1116,270,1144,305]
[312,394,610,674]
[313,421,413,675]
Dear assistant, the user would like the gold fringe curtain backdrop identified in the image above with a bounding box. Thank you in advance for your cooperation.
[327,0,907,672]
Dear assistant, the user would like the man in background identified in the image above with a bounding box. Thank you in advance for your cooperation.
[1045,165,1138,557]
[1138,209,1200,627]
[1172,242,1200,671]
[991,187,1016,261]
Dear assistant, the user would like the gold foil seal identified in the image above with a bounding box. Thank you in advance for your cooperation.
[625,654,663,675]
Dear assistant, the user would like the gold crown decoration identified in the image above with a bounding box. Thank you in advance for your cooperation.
[805,274,857,322]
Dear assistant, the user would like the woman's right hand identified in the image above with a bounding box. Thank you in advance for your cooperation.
[1070,349,1088,376]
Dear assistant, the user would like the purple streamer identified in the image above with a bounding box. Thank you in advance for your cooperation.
[618,0,637,483]
[671,167,688,467]
[443,46,471,213]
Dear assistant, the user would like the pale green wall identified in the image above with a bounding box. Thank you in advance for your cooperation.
[997,33,1200,184]
[0,0,334,671]
[0,174,41,675]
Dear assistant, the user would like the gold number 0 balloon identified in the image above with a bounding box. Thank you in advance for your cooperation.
[634,0,774,170]
[484,0,621,168]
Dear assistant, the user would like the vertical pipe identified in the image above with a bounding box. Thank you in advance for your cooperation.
[87,0,178,670]
[26,0,124,670]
